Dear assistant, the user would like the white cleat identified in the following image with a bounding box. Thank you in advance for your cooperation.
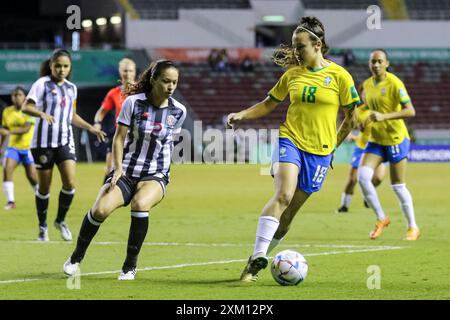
[118,268,136,281]
[54,221,72,241]
[37,226,49,241]
[63,258,80,277]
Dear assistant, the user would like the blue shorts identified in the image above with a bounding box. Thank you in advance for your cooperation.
[272,137,333,193]
[364,138,410,163]
[4,147,34,165]
[350,146,365,168]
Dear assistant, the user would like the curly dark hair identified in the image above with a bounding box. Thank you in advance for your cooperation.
[124,59,178,96]
[273,16,330,69]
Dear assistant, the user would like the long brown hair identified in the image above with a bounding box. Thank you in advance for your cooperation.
[272,16,330,69]
[124,59,178,96]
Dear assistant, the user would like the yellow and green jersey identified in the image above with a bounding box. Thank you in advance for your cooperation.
[363,72,411,146]
[1,106,35,150]
[268,61,360,155]
[354,104,372,150]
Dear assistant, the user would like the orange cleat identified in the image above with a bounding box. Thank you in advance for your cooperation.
[369,217,391,240]
[404,227,420,241]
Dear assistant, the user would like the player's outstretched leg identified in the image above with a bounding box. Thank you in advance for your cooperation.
[63,184,124,276]
[240,162,298,282]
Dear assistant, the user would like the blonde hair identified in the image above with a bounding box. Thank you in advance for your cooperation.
[118,58,136,70]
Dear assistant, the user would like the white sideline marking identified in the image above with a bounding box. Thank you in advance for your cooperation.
[4,240,402,249]
[0,246,403,284]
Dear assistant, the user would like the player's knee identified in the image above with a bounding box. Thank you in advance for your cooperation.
[91,206,111,221]
[274,191,294,208]
[63,181,76,190]
[357,166,374,184]
[130,198,151,212]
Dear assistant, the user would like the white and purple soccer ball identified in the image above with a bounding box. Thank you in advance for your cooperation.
[271,250,308,286]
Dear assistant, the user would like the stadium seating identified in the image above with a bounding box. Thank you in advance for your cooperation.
[405,0,450,20]
[178,61,450,130]
[130,0,251,20]
[301,0,380,10]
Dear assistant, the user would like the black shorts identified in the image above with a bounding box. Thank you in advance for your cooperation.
[31,144,77,170]
[104,171,168,206]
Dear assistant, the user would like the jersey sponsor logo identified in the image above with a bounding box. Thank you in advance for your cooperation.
[144,123,163,134]
[324,76,332,86]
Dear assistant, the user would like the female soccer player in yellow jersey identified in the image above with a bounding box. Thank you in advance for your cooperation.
[227,16,361,282]
[358,49,419,241]
[336,86,386,213]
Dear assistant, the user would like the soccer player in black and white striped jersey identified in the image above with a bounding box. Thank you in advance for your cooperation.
[63,60,187,280]
[22,49,106,242]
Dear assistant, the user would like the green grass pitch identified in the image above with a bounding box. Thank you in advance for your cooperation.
[0,163,449,299]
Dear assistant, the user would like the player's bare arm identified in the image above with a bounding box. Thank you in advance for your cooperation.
[336,107,356,148]
[227,96,278,128]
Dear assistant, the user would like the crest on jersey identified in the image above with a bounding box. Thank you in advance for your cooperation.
[324,76,332,86]
[380,88,386,95]
[167,115,176,127]
[67,87,74,97]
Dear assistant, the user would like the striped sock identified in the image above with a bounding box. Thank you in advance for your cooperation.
[71,210,103,263]
[56,188,75,223]
[123,211,149,271]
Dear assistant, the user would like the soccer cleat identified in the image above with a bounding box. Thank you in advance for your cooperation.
[404,227,420,241]
[336,206,348,213]
[363,200,370,208]
[118,268,137,281]
[240,254,269,282]
[37,226,49,241]
[369,217,391,240]
[63,258,80,276]
[54,221,72,241]
[4,201,16,210]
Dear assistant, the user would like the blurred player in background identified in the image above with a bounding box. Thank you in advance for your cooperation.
[94,58,137,179]
[22,49,106,241]
[63,60,186,281]
[227,17,360,282]
[0,87,38,209]
[336,85,386,213]
[358,49,419,241]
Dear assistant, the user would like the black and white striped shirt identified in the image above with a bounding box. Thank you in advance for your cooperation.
[117,93,187,179]
[26,76,76,149]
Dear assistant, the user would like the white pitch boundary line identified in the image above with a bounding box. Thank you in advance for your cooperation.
[0,246,404,284]
[3,240,403,249]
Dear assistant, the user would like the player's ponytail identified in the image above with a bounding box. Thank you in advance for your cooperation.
[124,59,178,96]
[40,59,51,77]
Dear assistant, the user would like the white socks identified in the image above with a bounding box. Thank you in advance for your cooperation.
[3,181,14,203]
[392,183,418,228]
[341,193,353,208]
[358,166,386,220]
[252,216,279,258]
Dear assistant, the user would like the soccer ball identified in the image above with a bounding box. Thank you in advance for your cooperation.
[271,249,308,286]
